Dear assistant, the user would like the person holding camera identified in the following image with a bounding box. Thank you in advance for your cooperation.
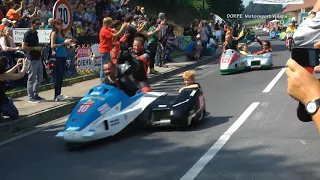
[0,57,28,120]
[286,59,320,132]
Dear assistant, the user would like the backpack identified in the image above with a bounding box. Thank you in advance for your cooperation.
[159,26,167,45]
[47,31,56,59]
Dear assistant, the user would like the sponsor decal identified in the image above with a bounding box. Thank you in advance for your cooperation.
[82,96,105,101]
[124,114,128,120]
[77,102,93,113]
[198,94,204,108]
[110,119,120,126]
[90,91,101,95]
[66,127,79,131]
[238,62,245,67]
[221,57,231,63]
[98,103,111,114]
[65,131,76,136]
[116,106,119,110]
[190,90,196,97]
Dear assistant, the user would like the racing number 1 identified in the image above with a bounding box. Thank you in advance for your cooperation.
[222,58,230,63]
[58,7,68,25]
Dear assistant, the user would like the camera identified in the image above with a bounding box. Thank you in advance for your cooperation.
[292,48,320,122]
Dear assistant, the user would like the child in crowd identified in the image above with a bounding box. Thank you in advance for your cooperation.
[179,70,201,93]
[184,36,202,61]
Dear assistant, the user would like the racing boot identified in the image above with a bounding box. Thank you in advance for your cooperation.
[293,12,320,48]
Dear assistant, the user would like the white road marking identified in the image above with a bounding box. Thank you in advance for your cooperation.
[152,81,166,86]
[300,140,307,145]
[154,60,219,85]
[248,42,256,47]
[200,67,219,77]
[262,68,286,93]
[180,102,260,180]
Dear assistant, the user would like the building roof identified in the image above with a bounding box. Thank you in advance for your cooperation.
[282,0,316,13]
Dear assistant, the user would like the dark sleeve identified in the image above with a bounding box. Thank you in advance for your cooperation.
[195,83,201,89]
[256,38,263,46]
[23,30,30,43]
[102,76,116,87]
[127,26,136,35]
[236,35,245,42]
[136,33,147,41]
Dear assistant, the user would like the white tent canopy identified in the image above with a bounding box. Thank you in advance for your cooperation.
[214,14,225,23]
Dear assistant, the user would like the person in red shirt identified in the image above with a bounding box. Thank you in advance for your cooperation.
[98,17,128,83]
[110,20,122,65]
[253,37,272,55]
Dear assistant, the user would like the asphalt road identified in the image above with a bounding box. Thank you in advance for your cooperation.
[1,34,320,180]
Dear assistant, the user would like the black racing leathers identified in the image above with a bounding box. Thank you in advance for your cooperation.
[102,65,139,97]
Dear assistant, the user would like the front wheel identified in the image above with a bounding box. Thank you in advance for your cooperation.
[288,40,292,51]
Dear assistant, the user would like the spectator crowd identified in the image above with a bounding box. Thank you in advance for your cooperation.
[0,0,229,121]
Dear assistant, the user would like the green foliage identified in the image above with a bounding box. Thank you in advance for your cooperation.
[133,0,245,23]
[243,0,283,15]
[208,0,245,18]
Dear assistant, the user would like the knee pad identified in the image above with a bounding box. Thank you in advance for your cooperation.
[141,86,151,92]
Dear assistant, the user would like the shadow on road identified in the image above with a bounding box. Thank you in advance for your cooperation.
[1,122,319,180]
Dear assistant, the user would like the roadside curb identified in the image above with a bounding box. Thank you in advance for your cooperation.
[0,53,219,141]
[7,74,99,99]
[7,53,185,99]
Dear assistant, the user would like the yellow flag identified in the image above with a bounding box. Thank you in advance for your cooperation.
[238,30,244,37]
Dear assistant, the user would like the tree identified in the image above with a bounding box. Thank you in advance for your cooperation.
[207,0,244,18]
[243,0,283,15]
[132,0,245,23]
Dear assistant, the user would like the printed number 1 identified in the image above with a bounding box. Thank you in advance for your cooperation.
[222,58,230,63]
[77,104,90,113]
[58,7,68,24]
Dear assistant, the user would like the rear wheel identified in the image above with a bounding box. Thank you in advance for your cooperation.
[192,110,205,125]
